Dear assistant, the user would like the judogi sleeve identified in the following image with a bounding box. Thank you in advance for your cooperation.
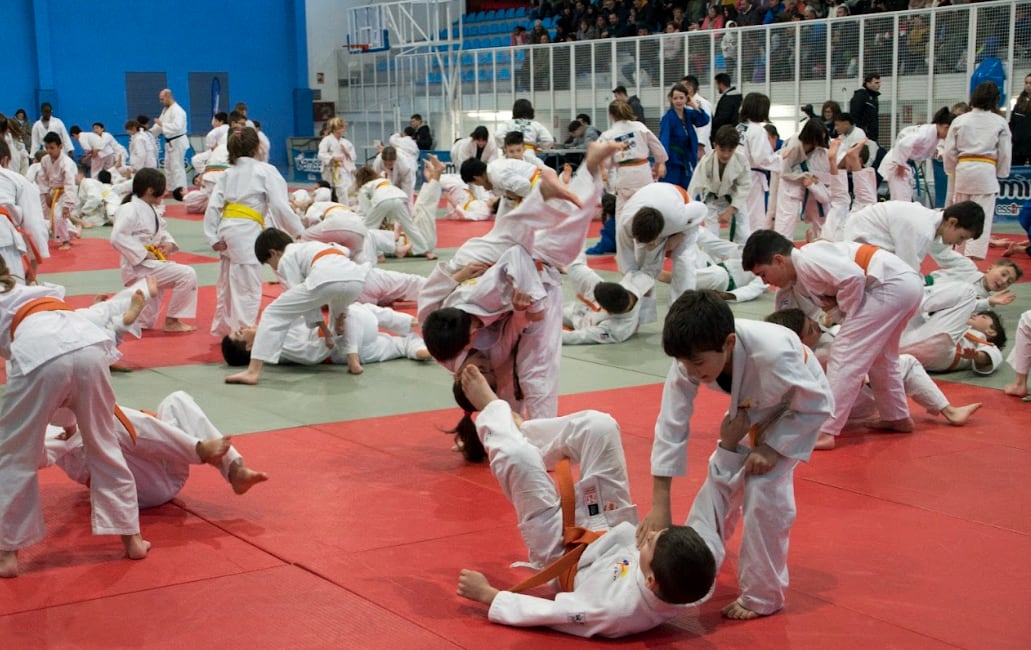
[651,360,699,477]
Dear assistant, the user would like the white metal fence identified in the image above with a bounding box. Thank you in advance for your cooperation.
[333,0,1031,162]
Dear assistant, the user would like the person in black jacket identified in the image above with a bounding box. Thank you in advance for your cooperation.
[849,74,881,147]
[710,73,741,145]
[1011,73,1031,166]
[410,114,433,151]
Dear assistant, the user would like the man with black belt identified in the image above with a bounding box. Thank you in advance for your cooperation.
[152,89,188,201]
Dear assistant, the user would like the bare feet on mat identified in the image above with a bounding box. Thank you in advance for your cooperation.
[164,318,195,332]
[229,460,269,495]
[1003,381,1029,397]
[867,417,914,433]
[122,534,151,560]
[0,550,18,578]
[814,432,836,450]
[721,600,766,620]
[225,370,259,385]
[58,242,72,251]
[459,365,499,411]
[196,436,232,466]
[941,403,981,426]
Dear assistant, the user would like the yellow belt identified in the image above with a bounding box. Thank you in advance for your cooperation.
[375,180,391,191]
[145,245,166,261]
[617,158,648,167]
[223,202,265,228]
[957,155,997,165]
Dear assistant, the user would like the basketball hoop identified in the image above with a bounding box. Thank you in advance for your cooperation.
[346,43,370,54]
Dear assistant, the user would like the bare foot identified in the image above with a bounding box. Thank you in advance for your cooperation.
[394,240,413,257]
[226,370,260,385]
[814,432,836,450]
[1003,382,1029,397]
[164,318,196,333]
[228,460,269,495]
[424,252,438,260]
[196,436,232,466]
[58,242,72,251]
[415,349,432,361]
[941,403,981,426]
[721,600,766,620]
[123,290,147,326]
[988,237,1010,248]
[122,534,151,560]
[0,550,18,578]
[867,417,914,433]
[459,365,498,411]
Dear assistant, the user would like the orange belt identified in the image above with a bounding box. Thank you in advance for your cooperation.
[854,244,878,273]
[0,206,43,283]
[529,168,541,189]
[509,458,605,593]
[947,331,994,372]
[113,405,138,443]
[48,187,64,232]
[375,180,391,191]
[617,158,648,167]
[10,296,72,338]
[312,247,346,265]
[957,155,997,165]
[673,184,691,203]
[576,294,602,312]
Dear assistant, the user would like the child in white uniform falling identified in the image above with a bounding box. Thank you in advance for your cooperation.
[639,291,833,620]
[0,261,149,577]
[561,252,654,345]
[43,391,267,508]
[110,169,197,332]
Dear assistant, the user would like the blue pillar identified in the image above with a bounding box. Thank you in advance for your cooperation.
[291,0,314,136]
[33,0,58,111]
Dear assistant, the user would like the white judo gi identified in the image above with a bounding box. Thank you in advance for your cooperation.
[0,285,139,550]
[843,201,952,273]
[1008,310,1031,378]
[739,121,781,233]
[451,136,499,168]
[878,123,941,202]
[439,174,492,221]
[943,108,1011,259]
[78,131,117,179]
[356,179,434,256]
[772,139,832,241]
[357,267,425,306]
[30,116,72,154]
[0,166,49,282]
[693,229,767,301]
[651,319,833,615]
[688,147,753,244]
[152,100,188,191]
[43,391,244,509]
[789,241,922,437]
[250,242,368,364]
[598,119,668,220]
[317,134,357,205]
[562,253,654,345]
[486,158,541,218]
[37,152,78,244]
[300,202,368,257]
[129,131,158,171]
[204,157,304,336]
[372,154,416,204]
[495,118,555,154]
[617,182,706,314]
[110,196,198,329]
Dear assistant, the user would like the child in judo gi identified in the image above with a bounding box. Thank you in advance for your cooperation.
[688,125,753,244]
[638,290,833,619]
[1004,310,1031,399]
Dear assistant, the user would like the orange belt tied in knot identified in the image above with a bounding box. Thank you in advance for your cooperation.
[10,296,72,338]
[113,405,138,443]
[508,458,605,593]
[312,247,346,266]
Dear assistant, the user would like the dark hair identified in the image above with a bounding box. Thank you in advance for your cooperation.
[69,125,82,136]
[864,73,881,84]
[763,124,779,140]
[682,74,699,90]
[993,258,1023,280]
[575,113,591,125]
[381,145,398,162]
[97,170,112,184]
[608,100,636,122]
[136,114,150,127]
[595,282,633,314]
[821,100,842,120]
[124,119,140,132]
[131,168,166,200]
[228,127,260,163]
[512,99,535,120]
[834,112,855,125]
[503,131,525,147]
[254,227,294,264]
[742,229,794,271]
[40,102,52,112]
[978,310,1007,349]
[764,308,806,336]
[713,124,741,148]
[460,158,487,183]
[739,92,771,123]
[613,85,628,95]
[92,122,104,130]
[214,111,229,124]
[228,111,246,125]
[714,72,731,87]
[942,201,985,239]
[410,113,423,121]
[568,120,583,134]
[970,81,1000,111]
[354,165,380,189]
[423,308,473,362]
[0,140,9,163]
[631,207,664,244]
[400,126,414,138]
[662,290,735,359]
[797,118,828,149]
[471,126,489,140]
[445,380,488,462]
[668,82,691,102]
[651,525,718,604]
[931,106,954,126]
[221,335,251,366]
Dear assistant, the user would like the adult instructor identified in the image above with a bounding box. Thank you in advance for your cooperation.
[152,89,188,201]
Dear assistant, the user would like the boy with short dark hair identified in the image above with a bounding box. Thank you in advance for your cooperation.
[688,124,753,244]
[561,252,654,345]
[638,290,833,620]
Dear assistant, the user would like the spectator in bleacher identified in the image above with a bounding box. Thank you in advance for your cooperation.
[901,14,929,75]
[604,11,634,38]
[736,0,762,27]
[511,25,530,47]
[830,6,858,78]
[613,86,646,123]
[720,20,739,72]
[532,33,553,91]
[686,0,707,24]
[530,19,549,44]
[849,74,881,148]
[576,17,597,41]
[556,4,576,39]
[593,14,608,39]
[762,0,784,25]
[711,73,742,143]
[1010,74,1031,166]
[410,114,433,151]
[634,0,660,32]
[799,7,827,79]
[701,4,726,30]
[663,22,686,81]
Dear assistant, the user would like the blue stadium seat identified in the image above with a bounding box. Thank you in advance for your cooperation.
[484,10,496,21]
[478,51,493,65]
[498,67,511,81]
[479,68,492,82]
[514,7,527,18]
[504,8,515,19]
[467,12,482,23]
[548,28,556,41]
[462,69,475,82]
[461,53,474,66]
[496,51,511,64]
[491,36,505,48]
[542,16,556,29]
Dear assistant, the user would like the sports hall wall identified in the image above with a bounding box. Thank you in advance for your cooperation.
[3,0,312,168]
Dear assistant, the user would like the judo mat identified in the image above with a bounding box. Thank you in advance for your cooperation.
[2,381,1028,649]
[38,236,217,274]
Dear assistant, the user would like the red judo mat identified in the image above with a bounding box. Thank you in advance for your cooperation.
[39,236,217,274]
[2,382,1027,648]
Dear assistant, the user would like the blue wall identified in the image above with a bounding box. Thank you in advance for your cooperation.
[0,0,311,168]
